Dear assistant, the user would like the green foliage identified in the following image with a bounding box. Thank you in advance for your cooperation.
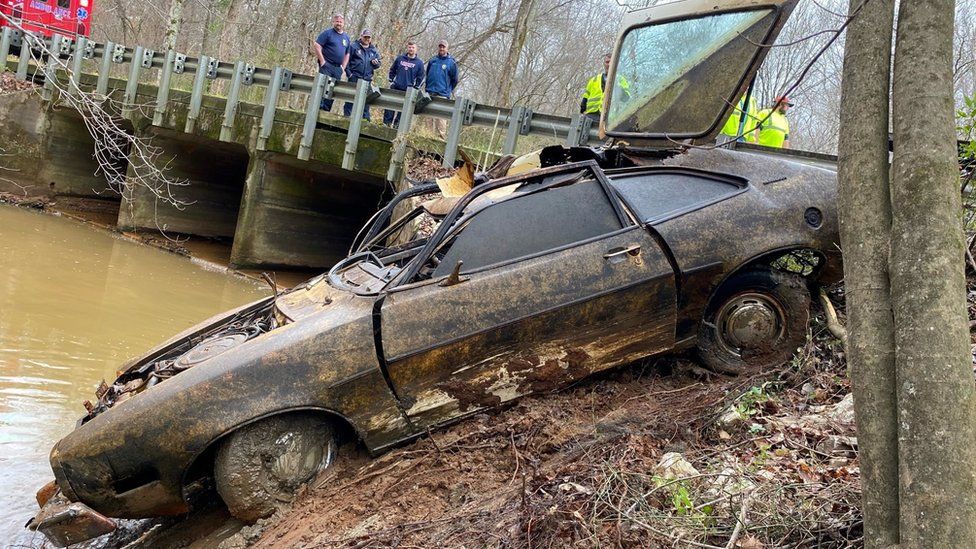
[735,383,771,417]
[958,93,976,161]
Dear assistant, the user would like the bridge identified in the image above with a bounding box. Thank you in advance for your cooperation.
[0,28,599,269]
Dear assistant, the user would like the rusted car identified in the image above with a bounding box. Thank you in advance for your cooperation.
[29,0,841,545]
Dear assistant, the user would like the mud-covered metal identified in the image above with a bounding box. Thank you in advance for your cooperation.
[36,140,840,547]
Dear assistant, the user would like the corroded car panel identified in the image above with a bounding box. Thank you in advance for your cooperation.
[382,226,676,429]
[50,289,409,518]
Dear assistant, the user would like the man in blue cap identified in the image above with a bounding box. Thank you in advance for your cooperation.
[314,14,351,112]
[425,39,459,135]
[344,28,381,120]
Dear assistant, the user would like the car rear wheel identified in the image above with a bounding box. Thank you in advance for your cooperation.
[214,414,336,521]
[697,268,810,375]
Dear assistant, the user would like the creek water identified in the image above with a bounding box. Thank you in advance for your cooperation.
[0,205,268,545]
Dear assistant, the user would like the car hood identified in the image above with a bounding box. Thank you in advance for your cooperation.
[274,278,354,322]
[603,0,797,146]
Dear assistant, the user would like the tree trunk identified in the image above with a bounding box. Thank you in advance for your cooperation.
[836,0,898,547]
[890,0,976,546]
[497,0,538,106]
[162,0,186,51]
[199,0,219,56]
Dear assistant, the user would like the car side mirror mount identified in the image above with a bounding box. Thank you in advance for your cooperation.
[439,260,468,287]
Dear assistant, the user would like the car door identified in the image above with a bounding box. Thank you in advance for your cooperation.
[379,168,677,429]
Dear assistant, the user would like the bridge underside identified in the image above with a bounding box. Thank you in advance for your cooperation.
[117,129,248,238]
[230,152,386,269]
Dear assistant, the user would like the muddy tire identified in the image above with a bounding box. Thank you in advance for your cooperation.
[214,414,336,522]
[697,268,810,375]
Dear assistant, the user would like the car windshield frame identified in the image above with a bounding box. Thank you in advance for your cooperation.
[384,160,631,291]
[604,1,791,142]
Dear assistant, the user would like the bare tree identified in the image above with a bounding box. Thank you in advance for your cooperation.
[836,0,898,546]
[889,0,976,544]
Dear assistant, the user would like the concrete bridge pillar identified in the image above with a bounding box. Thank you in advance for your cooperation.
[117,128,249,238]
[36,109,129,198]
[229,152,386,269]
[0,93,125,199]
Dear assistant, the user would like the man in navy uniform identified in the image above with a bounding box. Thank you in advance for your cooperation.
[425,39,459,135]
[344,28,381,120]
[314,14,350,112]
[384,41,425,128]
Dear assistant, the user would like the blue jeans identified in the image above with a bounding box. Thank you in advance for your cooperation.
[383,86,407,127]
[318,63,343,111]
[343,76,371,120]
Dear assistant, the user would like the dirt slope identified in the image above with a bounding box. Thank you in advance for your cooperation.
[241,310,860,548]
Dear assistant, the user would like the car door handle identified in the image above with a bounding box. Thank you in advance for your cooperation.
[603,244,641,260]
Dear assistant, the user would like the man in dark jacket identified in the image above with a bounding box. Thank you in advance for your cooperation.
[383,41,425,128]
[425,40,459,136]
[344,28,381,120]
[314,14,350,112]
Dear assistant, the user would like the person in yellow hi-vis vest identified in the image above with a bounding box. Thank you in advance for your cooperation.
[718,94,760,144]
[757,95,793,149]
[580,53,629,123]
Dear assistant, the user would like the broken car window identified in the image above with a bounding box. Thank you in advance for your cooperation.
[427,179,623,278]
[607,8,776,136]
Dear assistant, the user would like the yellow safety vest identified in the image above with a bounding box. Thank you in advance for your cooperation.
[720,95,760,143]
[757,109,790,148]
[582,73,629,115]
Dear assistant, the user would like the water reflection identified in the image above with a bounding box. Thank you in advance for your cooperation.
[0,205,267,544]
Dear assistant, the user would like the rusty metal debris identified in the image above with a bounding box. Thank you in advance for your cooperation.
[27,491,117,548]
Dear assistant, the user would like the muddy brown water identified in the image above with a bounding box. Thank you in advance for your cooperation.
[0,205,270,546]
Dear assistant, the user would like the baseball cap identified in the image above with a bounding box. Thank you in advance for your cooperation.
[438,39,449,47]
[361,28,372,37]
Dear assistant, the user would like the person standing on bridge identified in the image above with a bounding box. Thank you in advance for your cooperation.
[344,28,381,121]
[425,40,459,137]
[314,14,351,112]
[384,41,425,128]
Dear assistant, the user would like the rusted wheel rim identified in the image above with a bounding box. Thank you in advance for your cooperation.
[716,292,786,358]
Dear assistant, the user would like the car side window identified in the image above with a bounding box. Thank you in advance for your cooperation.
[430,179,623,278]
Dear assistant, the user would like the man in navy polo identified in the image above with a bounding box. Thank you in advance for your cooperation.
[344,28,381,121]
[383,41,425,128]
[314,14,351,112]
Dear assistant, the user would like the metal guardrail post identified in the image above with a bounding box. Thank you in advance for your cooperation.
[257,66,285,151]
[69,36,87,95]
[95,40,114,97]
[185,54,210,133]
[565,114,593,147]
[153,49,176,125]
[342,78,370,170]
[219,60,246,142]
[41,34,63,101]
[15,34,32,81]
[442,97,473,168]
[122,45,144,117]
[0,28,12,66]
[503,106,533,156]
[298,73,328,161]
[387,86,418,183]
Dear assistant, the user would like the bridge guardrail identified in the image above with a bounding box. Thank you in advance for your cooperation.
[0,27,601,180]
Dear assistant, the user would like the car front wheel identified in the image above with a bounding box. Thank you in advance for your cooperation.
[697,268,810,375]
[214,413,336,521]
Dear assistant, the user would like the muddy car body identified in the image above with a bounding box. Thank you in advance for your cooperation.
[31,0,840,544]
